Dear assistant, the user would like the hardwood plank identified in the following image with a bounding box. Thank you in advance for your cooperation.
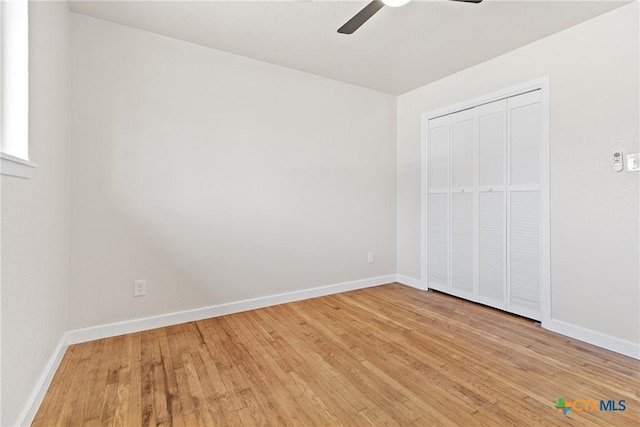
[32,284,640,426]
[57,340,100,426]
[126,333,142,427]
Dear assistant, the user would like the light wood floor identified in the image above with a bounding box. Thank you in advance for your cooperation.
[34,284,639,426]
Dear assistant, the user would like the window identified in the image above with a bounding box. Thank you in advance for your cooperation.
[1,0,36,178]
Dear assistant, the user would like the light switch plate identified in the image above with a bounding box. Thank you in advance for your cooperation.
[625,153,640,172]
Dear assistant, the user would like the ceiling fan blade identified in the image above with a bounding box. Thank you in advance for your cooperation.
[449,0,483,3]
[338,1,385,35]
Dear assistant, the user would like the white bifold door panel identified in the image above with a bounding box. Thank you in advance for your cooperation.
[426,89,546,321]
[507,90,543,319]
[476,99,507,310]
[450,109,475,299]
[427,116,450,292]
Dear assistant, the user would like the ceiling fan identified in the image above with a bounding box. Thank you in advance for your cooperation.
[338,0,483,35]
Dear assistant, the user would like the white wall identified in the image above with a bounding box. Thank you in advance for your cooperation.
[1,3,636,423]
[69,14,397,329]
[397,3,639,344]
[0,2,70,425]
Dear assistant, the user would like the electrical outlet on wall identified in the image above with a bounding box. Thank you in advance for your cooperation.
[134,279,147,297]
[368,252,375,264]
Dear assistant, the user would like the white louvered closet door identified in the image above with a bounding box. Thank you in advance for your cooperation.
[426,86,545,322]
[507,90,543,319]
[476,100,507,310]
[427,115,450,293]
[450,109,475,300]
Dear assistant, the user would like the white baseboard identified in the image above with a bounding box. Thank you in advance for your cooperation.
[395,274,426,290]
[19,275,638,427]
[17,275,395,426]
[392,277,639,360]
[67,275,396,345]
[543,318,640,360]
[16,335,68,426]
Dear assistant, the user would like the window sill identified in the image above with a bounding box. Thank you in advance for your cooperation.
[1,152,37,178]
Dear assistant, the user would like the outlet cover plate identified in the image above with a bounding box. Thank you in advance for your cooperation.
[134,279,147,297]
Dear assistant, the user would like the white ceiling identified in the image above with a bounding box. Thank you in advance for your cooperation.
[68,0,630,95]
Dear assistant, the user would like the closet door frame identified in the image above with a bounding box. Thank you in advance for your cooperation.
[421,77,550,323]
